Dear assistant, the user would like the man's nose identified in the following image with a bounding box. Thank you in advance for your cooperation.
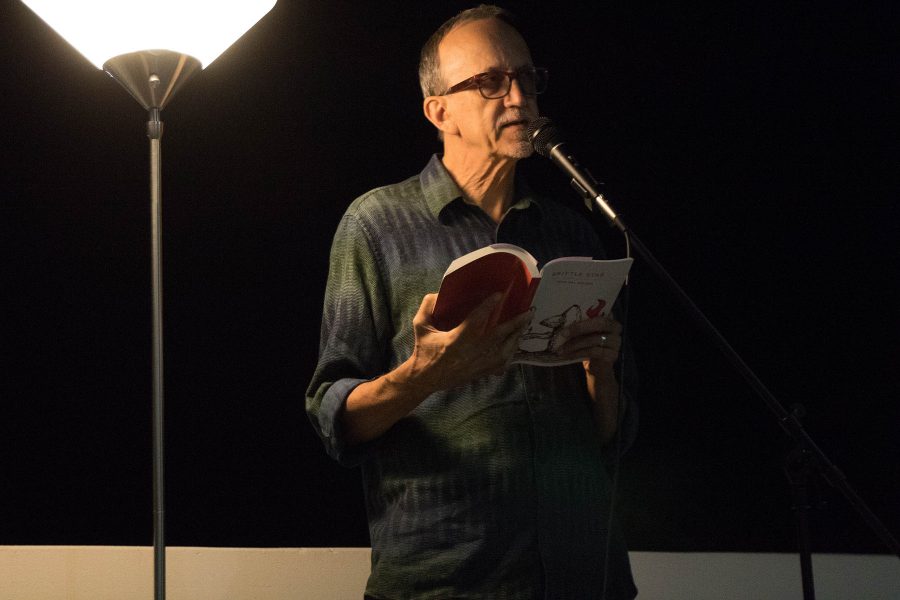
[504,77,527,107]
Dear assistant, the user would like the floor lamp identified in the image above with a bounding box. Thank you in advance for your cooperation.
[20,2,278,598]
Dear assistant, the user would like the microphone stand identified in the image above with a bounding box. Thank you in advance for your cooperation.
[581,185,900,597]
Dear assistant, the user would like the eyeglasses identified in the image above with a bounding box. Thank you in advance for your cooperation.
[443,66,549,99]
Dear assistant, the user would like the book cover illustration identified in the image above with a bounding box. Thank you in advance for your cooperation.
[513,257,632,366]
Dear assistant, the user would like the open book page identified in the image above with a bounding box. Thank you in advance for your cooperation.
[513,257,633,366]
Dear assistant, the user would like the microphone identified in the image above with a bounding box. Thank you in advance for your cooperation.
[527,117,626,232]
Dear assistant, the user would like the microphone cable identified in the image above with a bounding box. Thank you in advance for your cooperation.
[601,227,632,600]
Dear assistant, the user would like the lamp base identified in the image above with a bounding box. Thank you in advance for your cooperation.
[103,50,201,110]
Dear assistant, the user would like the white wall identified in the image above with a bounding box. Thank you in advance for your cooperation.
[1,547,897,599]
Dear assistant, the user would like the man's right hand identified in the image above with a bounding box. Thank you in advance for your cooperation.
[341,292,530,445]
[406,292,532,395]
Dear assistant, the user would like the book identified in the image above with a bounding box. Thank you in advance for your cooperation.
[431,243,633,366]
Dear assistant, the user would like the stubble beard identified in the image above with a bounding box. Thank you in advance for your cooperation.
[508,129,534,159]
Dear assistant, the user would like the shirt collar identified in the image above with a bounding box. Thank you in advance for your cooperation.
[420,153,543,219]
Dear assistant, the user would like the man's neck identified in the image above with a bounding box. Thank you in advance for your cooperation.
[441,151,517,223]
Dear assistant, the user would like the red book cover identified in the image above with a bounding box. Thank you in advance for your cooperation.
[432,245,540,331]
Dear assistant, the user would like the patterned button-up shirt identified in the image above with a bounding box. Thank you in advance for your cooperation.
[306,154,637,599]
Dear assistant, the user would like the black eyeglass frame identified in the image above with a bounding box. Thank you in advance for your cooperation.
[442,66,549,99]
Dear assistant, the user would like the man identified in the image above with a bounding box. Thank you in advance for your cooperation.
[307,5,637,599]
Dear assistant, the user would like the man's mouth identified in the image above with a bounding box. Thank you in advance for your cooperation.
[500,118,528,129]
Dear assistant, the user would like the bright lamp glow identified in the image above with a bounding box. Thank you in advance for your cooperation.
[21,0,277,68]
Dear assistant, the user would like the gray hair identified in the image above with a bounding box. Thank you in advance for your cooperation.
[418,4,519,98]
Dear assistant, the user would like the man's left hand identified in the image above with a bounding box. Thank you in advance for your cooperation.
[553,316,622,377]
[555,316,624,442]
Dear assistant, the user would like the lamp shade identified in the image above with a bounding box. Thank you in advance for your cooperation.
[21,0,277,69]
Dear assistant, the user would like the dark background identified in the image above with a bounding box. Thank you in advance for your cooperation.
[2,0,897,554]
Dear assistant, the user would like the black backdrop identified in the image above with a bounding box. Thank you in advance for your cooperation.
[2,0,897,553]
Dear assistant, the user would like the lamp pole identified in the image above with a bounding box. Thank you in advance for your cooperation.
[149,104,166,598]
[103,50,202,599]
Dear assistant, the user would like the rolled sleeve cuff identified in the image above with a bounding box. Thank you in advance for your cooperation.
[317,377,378,467]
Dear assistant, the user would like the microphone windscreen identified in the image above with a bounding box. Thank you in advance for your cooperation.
[526,117,560,157]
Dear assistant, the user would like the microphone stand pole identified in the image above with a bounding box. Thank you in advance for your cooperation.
[584,187,900,597]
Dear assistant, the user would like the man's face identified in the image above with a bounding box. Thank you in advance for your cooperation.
[437,19,539,161]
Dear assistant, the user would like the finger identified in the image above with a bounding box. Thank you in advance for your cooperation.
[556,332,621,359]
[493,308,533,339]
[556,316,621,347]
[561,346,619,366]
[604,318,623,335]
[464,312,529,371]
[413,292,440,329]
[568,316,621,337]
[495,318,523,351]
[419,292,438,312]
[478,310,529,361]
[454,292,503,337]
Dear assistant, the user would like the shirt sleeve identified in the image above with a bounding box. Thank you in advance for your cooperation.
[305,210,392,466]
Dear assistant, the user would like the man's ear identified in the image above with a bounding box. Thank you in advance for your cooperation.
[423,96,459,137]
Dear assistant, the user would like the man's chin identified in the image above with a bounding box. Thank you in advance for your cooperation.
[506,141,534,160]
